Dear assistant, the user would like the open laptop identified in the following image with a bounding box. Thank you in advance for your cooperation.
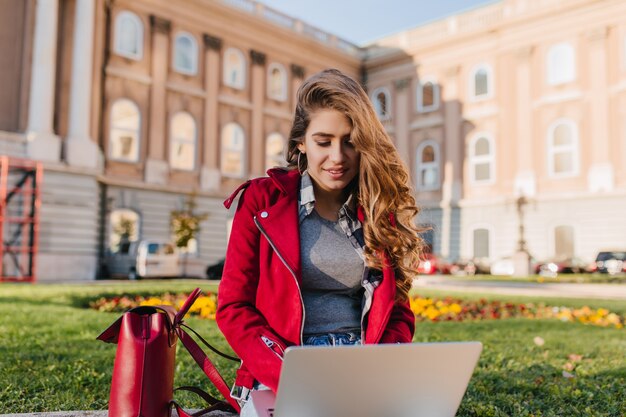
[250,341,482,417]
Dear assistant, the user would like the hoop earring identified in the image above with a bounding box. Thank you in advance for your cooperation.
[297,152,306,176]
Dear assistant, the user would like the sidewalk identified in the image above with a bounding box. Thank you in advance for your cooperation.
[414,276,626,300]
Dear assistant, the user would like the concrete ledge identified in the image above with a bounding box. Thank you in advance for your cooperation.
[0,410,237,417]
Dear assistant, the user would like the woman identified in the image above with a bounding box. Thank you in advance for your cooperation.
[217,68,424,414]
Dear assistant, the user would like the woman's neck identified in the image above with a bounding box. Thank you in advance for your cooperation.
[311,186,348,222]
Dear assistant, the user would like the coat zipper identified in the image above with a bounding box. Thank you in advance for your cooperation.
[254,215,305,345]
[261,335,285,361]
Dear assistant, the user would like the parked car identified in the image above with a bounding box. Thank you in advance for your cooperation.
[535,256,588,277]
[206,258,225,280]
[489,257,515,276]
[591,250,626,275]
[417,253,452,275]
[103,240,180,279]
[449,258,491,276]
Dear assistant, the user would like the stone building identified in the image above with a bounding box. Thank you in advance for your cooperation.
[1,0,625,280]
[365,0,626,266]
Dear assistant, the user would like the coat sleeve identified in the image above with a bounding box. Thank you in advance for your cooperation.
[216,182,288,393]
[379,299,415,344]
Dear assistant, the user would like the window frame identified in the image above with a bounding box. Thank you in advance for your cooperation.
[415,140,440,191]
[468,133,496,185]
[468,63,494,101]
[547,119,580,178]
[416,78,440,113]
[220,122,247,178]
[109,208,141,253]
[371,87,391,120]
[169,111,197,171]
[109,98,141,163]
[113,11,144,60]
[172,31,199,75]
[267,63,288,102]
[546,43,576,86]
[223,48,247,90]
[470,225,493,260]
[265,132,286,171]
[552,224,576,259]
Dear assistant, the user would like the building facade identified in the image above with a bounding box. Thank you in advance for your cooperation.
[0,0,360,280]
[1,0,625,280]
[366,0,626,265]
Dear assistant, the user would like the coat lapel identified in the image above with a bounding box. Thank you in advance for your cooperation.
[254,169,302,282]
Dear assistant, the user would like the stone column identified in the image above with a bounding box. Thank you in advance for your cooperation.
[26,0,61,163]
[440,65,462,259]
[249,50,266,177]
[65,0,101,169]
[393,78,411,167]
[290,64,305,110]
[587,28,613,192]
[145,15,171,185]
[200,34,222,191]
[513,46,535,196]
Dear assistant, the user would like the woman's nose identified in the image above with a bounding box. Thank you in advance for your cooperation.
[329,142,345,163]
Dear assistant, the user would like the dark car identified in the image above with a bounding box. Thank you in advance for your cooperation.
[592,251,626,275]
[206,258,225,280]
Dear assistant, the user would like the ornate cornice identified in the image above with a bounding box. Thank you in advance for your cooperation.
[290,64,305,79]
[149,15,171,34]
[250,50,266,66]
[203,34,222,51]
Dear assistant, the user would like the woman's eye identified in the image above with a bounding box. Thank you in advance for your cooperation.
[316,141,331,147]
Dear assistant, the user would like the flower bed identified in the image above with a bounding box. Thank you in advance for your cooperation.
[410,295,625,328]
[89,292,218,319]
[90,292,625,329]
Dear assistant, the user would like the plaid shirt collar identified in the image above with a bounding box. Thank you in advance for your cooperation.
[298,171,363,257]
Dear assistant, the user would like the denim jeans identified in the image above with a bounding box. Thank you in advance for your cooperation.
[239,332,362,417]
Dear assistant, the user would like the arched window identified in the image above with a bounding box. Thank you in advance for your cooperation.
[109,209,140,253]
[417,79,440,112]
[371,87,391,120]
[547,119,579,177]
[554,225,575,258]
[469,134,495,184]
[415,141,440,191]
[109,99,141,162]
[472,227,490,259]
[546,43,575,86]
[470,64,493,99]
[169,112,196,170]
[265,133,286,171]
[173,32,198,75]
[267,63,287,101]
[114,11,143,60]
[221,123,246,178]
[223,48,246,89]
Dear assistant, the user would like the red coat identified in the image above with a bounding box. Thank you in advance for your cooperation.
[216,168,415,393]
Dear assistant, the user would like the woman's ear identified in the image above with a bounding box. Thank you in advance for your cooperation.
[297,143,306,154]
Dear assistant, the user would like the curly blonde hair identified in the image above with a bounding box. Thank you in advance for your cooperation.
[286,69,426,300]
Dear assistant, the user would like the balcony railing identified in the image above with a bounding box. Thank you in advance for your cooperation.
[219,0,362,57]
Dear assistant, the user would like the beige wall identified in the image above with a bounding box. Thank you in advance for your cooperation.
[366,0,626,261]
[101,0,360,195]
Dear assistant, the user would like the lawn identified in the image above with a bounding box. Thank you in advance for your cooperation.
[1,280,624,416]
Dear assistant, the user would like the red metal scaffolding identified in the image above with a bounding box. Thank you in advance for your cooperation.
[0,156,42,283]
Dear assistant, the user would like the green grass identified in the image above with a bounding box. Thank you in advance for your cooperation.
[1,281,625,416]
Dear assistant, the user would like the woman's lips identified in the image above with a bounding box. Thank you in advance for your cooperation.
[325,168,347,179]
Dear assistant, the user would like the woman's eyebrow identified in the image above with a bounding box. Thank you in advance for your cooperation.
[311,132,334,138]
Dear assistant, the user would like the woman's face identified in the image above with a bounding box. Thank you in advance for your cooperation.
[297,109,360,200]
